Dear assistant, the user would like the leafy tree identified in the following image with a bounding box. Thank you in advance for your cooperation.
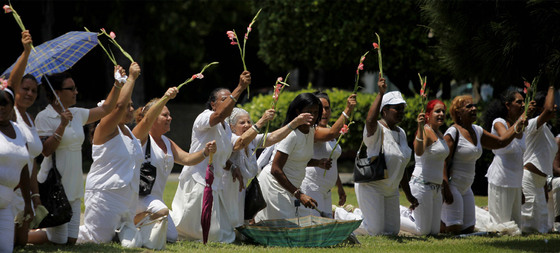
[421,0,560,94]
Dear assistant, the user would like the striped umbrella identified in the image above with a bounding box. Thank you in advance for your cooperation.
[2,31,97,109]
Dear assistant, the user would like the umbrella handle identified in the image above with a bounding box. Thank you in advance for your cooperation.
[209,153,213,164]
[42,74,66,112]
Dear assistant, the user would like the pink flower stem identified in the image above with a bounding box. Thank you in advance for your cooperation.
[375,33,383,78]
[325,121,354,177]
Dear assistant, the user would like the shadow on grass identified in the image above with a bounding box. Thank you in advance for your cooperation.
[478,234,560,252]
[378,234,429,243]
[15,243,144,253]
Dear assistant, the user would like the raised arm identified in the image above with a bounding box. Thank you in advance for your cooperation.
[233,108,274,151]
[209,71,250,127]
[133,87,178,143]
[314,94,356,142]
[481,115,525,150]
[263,113,313,147]
[536,85,556,128]
[171,139,216,166]
[413,113,429,156]
[86,65,132,124]
[92,63,140,144]
[365,77,386,137]
[7,30,32,92]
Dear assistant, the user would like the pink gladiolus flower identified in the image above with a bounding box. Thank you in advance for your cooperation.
[420,89,424,96]
[373,43,379,49]
[196,73,204,79]
[191,74,197,80]
[360,56,366,63]
[230,41,238,45]
[273,84,282,101]
[358,63,364,71]
[340,124,349,134]
[277,77,283,82]
[247,27,252,32]
[226,31,236,40]
[244,33,248,40]
[3,5,12,13]
[524,87,528,94]
[101,28,106,32]
[110,31,116,39]
[524,81,531,89]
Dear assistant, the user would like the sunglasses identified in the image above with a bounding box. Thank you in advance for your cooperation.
[465,103,477,109]
[61,86,77,92]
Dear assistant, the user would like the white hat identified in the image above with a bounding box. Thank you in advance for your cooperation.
[380,91,406,112]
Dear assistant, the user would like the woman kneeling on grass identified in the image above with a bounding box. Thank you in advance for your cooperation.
[133,90,216,243]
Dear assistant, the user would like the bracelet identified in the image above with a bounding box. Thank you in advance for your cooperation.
[415,136,424,142]
[202,150,209,158]
[252,125,260,133]
[229,95,238,103]
[293,188,301,197]
[288,124,296,131]
[113,83,123,89]
[342,111,350,120]
[31,193,40,199]
[514,123,522,134]
[53,133,62,142]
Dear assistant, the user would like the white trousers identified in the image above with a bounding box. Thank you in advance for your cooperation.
[46,199,81,244]
[170,177,235,243]
[441,176,475,229]
[137,195,178,242]
[400,182,442,235]
[78,186,138,244]
[521,170,549,233]
[487,183,522,226]
[355,181,400,235]
[548,177,560,230]
[0,205,14,252]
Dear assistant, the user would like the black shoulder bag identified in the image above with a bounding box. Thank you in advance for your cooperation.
[38,152,73,228]
[354,128,388,183]
[139,138,157,196]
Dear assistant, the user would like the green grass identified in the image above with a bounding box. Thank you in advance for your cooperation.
[18,182,560,252]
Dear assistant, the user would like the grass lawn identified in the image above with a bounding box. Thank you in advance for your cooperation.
[18,182,560,252]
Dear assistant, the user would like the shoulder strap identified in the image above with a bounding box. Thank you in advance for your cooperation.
[144,137,152,162]
[358,124,384,157]
[449,125,460,161]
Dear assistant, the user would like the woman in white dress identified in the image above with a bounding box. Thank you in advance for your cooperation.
[300,91,357,217]
[482,90,525,227]
[171,71,250,243]
[357,77,416,236]
[442,95,524,234]
[6,30,44,246]
[133,90,216,243]
[32,66,127,245]
[77,63,142,247]
[225,107,311,226]
[0,86,32,252]
[255,92,355,221]
[400,99,449,235]
[521,86,556,233]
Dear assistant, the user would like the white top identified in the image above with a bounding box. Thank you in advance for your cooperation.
[444,125,483,182]
[230,133,263,184]
[413,128,450,184]
[523,116,558,176]
[85,125,144,191]
[178,109,233,190]
[301,139,341,191]
[362,121,411,189]
[35,104,89,201]
[486,118,525,187]
[143,134,174,199]
[0,122,30,189]
[269,127,315,187]
[15,108,42,159]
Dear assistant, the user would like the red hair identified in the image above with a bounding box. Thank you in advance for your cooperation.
[425,99,446,121]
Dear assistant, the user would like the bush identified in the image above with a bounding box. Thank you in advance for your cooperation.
[239,87,455,155]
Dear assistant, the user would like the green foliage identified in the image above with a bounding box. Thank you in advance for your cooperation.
[239,87,454,154]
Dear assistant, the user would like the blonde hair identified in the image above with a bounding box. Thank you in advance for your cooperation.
[134,98,160,124]
[449,95,472,124]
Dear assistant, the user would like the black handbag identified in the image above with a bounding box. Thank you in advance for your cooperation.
[353,129,388,183]
[139,138,157,196]
[244,176,267,220]
[37,152,73,228]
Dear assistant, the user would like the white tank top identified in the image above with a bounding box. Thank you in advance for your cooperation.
[413,128,450,184]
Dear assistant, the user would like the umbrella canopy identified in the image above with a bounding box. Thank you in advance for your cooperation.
[237,215,362,247]
[201,153,214,244]
[2,31,98,83]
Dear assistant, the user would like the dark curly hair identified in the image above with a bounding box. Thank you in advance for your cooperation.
[482,89,521,131]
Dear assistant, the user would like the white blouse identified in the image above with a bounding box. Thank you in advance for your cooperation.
[143,134,174,199]
[230,133,263,185]
[362,121,412,189]
[302,139,341,192]
[178,109,233,190]
[413,129,450,184]
[272,127,315,187]
[486,118,525,187]
[0,122,30,189]
[523,116,558,176]
[35,105,89,201]
[15,108,42,160]
[444,125,483,182]
[85,125,144,191]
